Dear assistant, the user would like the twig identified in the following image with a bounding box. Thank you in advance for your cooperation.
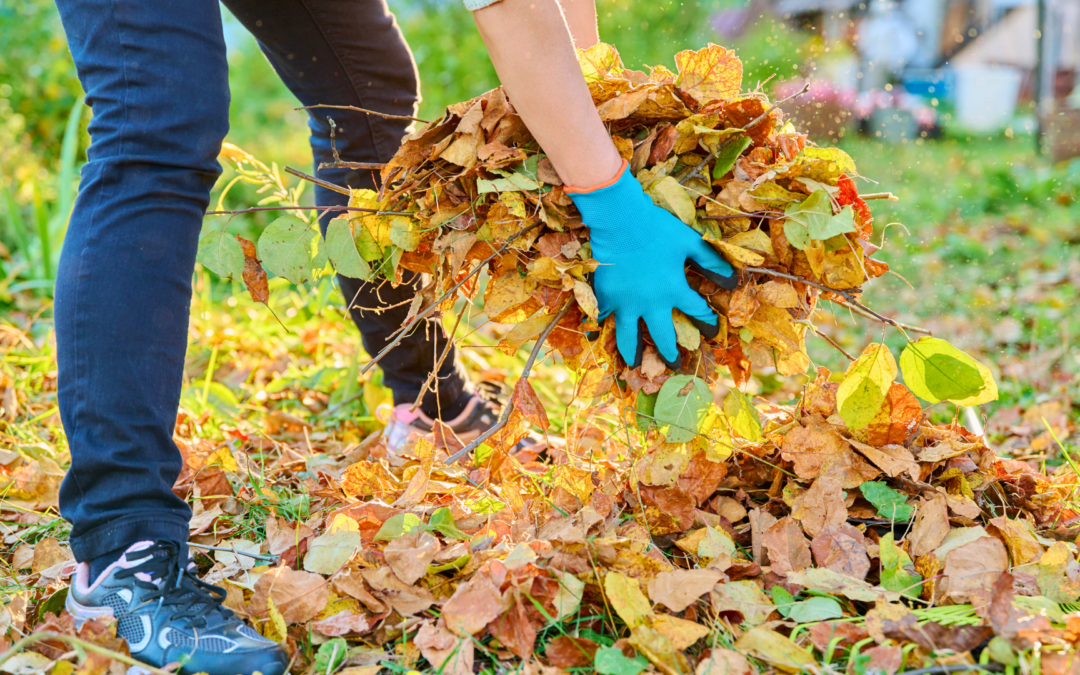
[187,541,278,563]
[443,303,571,466]
[745,266,931,334]
[0,632,175,675]
[284,166,351,196]
[841,300,933,336]
[812,328,856,361]
[701,212,785,221]
[322,221,543,417]
[861,192,899,201]
[680,83,811,186]
[205,205,413,217]
[296,103,430,124]
[898,665,1002,675]
[318,161,389,171]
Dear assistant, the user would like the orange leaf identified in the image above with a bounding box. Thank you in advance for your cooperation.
[674,44,743,104]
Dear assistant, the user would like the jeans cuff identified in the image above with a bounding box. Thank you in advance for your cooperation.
[69,513,190,563]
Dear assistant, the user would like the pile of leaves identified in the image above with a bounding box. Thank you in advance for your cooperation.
[9,42,1080,675]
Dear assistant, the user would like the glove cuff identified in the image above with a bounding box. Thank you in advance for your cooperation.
[563,159,630,195]
[565,159,654,255]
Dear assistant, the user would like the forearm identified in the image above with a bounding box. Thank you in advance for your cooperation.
[472,0,620,187]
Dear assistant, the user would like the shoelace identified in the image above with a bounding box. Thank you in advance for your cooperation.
[114,540,233,630]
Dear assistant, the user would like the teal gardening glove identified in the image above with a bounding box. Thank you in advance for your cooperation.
[567,160,739,370]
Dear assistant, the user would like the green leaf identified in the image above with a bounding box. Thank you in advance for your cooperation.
[196,229,244,280]
[373,513,422,541]
[836,343,897,431]
[388,215,421,252]
[859,482,913,521]
[654,375,712,443]
[787,596,844,623]
[784,190,855,241]
[879,533,922,599]
[594,645,648,675]
[724,389,762,442]
[464,495,506,514]
[899,337,998,406]
[783,220,811,250]
[257,216,327,284]
[769,586,796,618]
[324,217,372,280]
[354,225,383,262]
[646,176,697,225]
[314,638,348,673]
[636,391,658,432]
[712,135,752,180]
[426,507,469,540]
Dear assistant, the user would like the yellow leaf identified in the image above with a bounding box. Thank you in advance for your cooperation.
[706,238,765,268]
[650,614,709,650]
[577,42,623,82]
[573,280,599,320]
[674,44,743,104]
[727,228,774,257]
[552,464,594,503]
[672,310,701,351]
[734,627,815,673]
[264,597,288,645]
[646,176,696,225]
[205,446,238,472]
[836,343,898,432]
[329,514,360,534]
[604,571,653,628]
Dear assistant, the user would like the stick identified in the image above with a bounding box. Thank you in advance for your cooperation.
[898,665,1002,675]
[745,266,932,334]
[680,83,811,187]
[443,303,571,466]
[322,221,543,417]
[283,166,350,195]
[861,192,899,201]
[205,205,413,217]
[296,103,430,124]
[700,212,785,221]
[812,328,856,361]
[318,161,388,171]
[187,541,278,563]
[0,633,175,675]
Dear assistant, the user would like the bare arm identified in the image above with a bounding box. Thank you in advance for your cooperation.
[472,0,620,187]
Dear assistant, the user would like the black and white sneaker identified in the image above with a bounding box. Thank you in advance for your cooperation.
[66,541,288,675]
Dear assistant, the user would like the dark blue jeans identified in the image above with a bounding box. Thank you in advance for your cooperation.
[53,0,468,563]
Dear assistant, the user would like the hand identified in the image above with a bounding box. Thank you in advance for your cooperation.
[568,160,738,369]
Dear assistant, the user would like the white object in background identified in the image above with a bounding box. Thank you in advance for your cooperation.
[952,64,1024,131]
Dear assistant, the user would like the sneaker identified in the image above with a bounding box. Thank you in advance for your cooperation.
[379,394,502,454]
[67,541,288,675]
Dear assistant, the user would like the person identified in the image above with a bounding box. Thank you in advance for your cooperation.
[53,0,737,670]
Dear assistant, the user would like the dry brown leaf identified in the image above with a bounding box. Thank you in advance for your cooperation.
[442,572,506,636]
[908,493,950,558]
[385,530,440,585]
[646,569,723,612]
[761,516,812,577]
[811,525,870,580]
[250,565,329,624]
[416,621,475,675]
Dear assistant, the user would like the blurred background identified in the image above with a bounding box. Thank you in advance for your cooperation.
[2,0,1080,452]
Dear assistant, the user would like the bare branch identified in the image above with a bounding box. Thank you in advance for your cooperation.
[297,103,431,124]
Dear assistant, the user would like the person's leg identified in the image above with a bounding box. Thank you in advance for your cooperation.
[54,0,229,570]
[222,0,470,419]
